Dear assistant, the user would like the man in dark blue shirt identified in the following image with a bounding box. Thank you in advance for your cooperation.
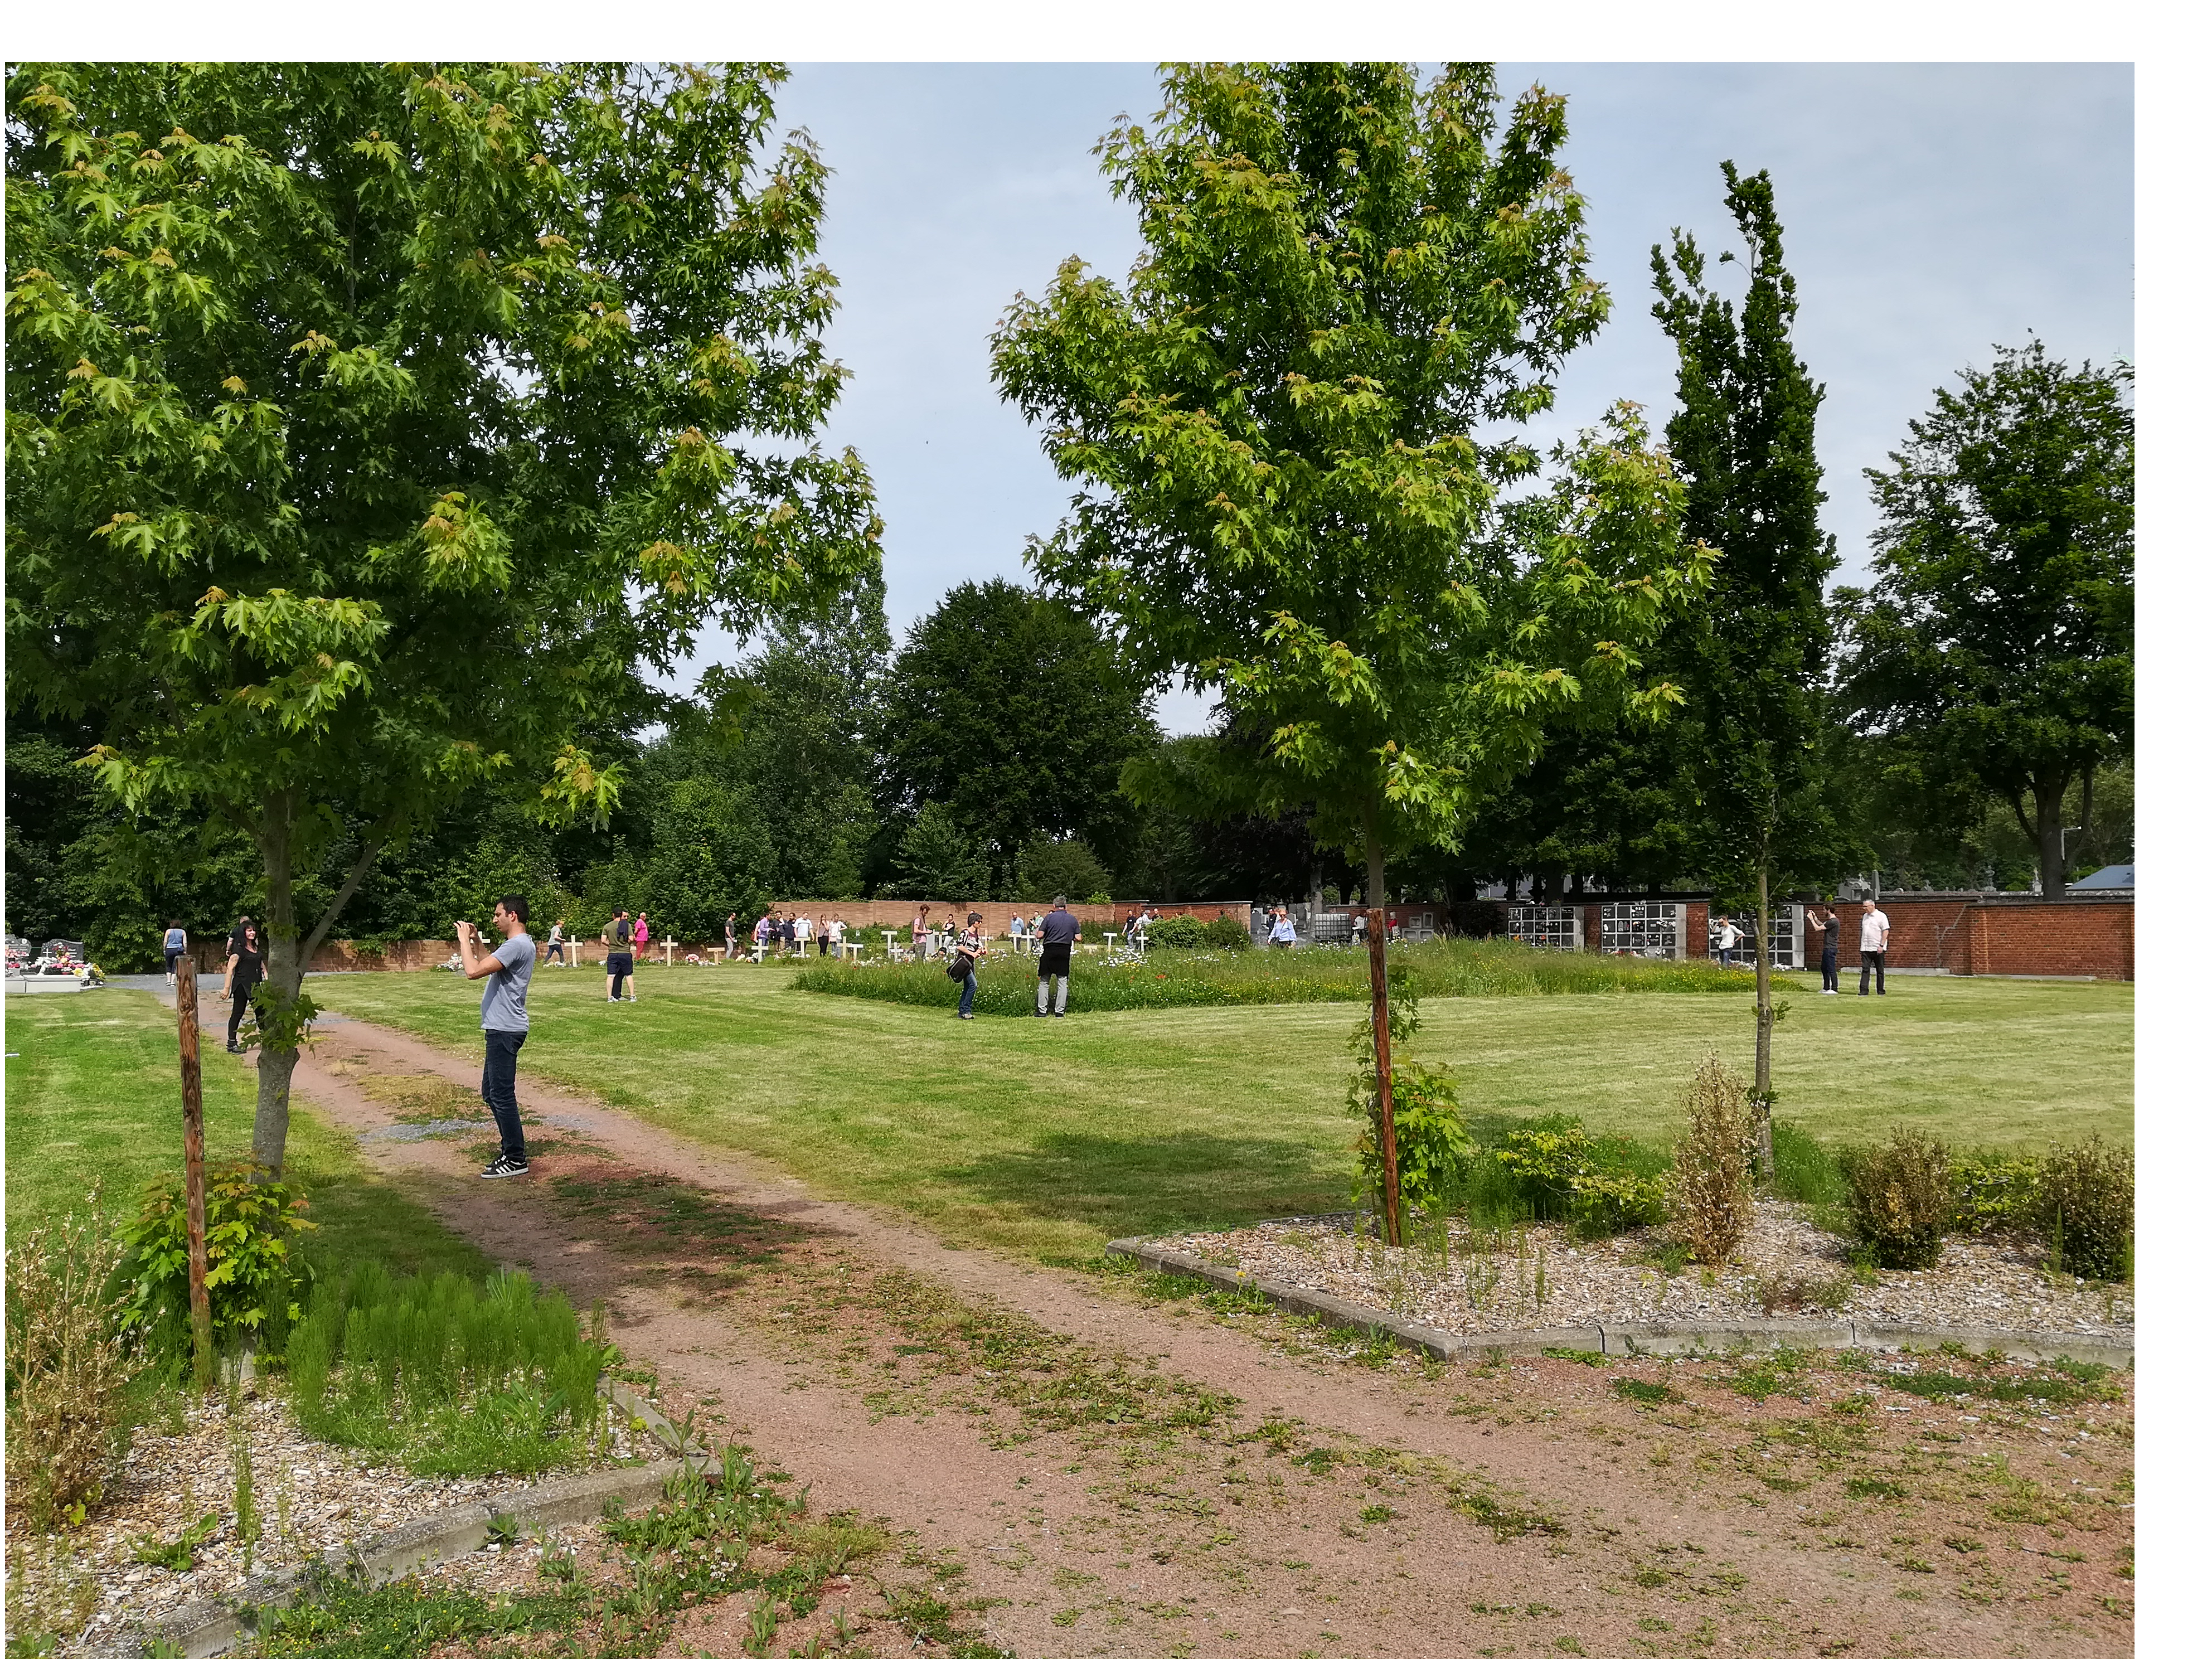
[1036,895,1080,1018]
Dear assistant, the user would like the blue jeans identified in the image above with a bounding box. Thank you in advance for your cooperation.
[958,969,978,1017]
[482,1028,527,1162]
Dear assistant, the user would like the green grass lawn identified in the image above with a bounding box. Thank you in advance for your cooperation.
[4,989,488,1279]
[308,961,2133,1262]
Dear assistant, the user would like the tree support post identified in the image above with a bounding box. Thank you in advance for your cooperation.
[1750,862,1777,1182]
[1365,817,1404,1248]
[174,969,216,1390]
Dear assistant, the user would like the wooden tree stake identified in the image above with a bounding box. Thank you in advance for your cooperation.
[175,967,215,1390]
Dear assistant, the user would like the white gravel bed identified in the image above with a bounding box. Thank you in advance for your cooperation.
[1157,1199,2132,1343]
[14,1389,647,1657]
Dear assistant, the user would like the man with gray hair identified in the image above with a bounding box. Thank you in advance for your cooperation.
[1036,894,1079,1017]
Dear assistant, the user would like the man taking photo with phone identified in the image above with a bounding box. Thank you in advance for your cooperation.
[457,896,537,1178]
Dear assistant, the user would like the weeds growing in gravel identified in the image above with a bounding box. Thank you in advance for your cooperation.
[243,1445,928,1659]
[4,1194,145,1531]
[2035,1135,2133,1282]
[4,1533,98,1657]
[286,1264,608,1477]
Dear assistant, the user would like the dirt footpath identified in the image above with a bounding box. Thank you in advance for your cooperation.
[232,1010,2132,1659]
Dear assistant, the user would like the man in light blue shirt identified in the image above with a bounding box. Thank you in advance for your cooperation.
[457,895,536,1178]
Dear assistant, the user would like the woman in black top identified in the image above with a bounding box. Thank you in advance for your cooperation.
[225,923,265,1052]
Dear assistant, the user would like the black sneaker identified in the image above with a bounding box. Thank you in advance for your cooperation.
[1052,1011,1066,1018]
[481,1155,530,1180]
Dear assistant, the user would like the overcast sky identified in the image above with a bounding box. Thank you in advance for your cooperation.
[717,61,2132,731]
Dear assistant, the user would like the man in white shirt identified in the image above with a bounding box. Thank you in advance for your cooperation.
[1858,899,1890,996]
[1715,916,1742,967]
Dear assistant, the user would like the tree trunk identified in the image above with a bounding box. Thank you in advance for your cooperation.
[2034,773,2071,898]
[1750,862,1776,1181]
[1364,809,1403,1248]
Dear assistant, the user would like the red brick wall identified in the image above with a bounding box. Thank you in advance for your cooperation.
[1833,898,2132,981]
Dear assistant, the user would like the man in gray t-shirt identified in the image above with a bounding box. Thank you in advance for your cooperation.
[458,895,536,1177]
[1035,895,1080,1017]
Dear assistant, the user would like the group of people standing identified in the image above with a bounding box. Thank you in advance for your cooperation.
[1713,900,1890,996]
[943,895,1079,1018]
[733,909,844,958]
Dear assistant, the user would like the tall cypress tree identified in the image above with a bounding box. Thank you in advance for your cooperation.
[1651,163,1846,1170]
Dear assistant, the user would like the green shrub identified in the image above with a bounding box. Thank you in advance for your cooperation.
[2034,1136,2132,1282]
[1493,1125,1597,1220]
[1146,915,1208,949]
[1842,1129,1951,1269]
[1201,915,1253,952]
[287,1264,607,1477]
[1351,1061,1474,1216]
[1345,973,1473,1215]
[1569,1170,1670,1236]
[120,1161,314,1349]
[1951,1152,2042,1236]
[1491,1121,1667,1239]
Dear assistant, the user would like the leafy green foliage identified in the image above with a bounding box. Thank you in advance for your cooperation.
[1491,1121,1668,1238]
[1352,1064,1473,1218]
[880,580,1154,893]
[1014,835,1113,906]
[1769,1120,1848,1207]
[285,1264,606,1477]
[129,1513,220,1573]
[2035,1134,2132,1282]
[1649,167,1852,1115]
[1951,1151,2043,1236]
[120,1161,313,1345]
[1144,915,1209,949]
[990,62,1711,1248]
[1649,165,1849,901]
[1202,914,1254,952]
[1837,341,2133,897]
[1842,1129,1952,1269]
[6,62,880,1168]
[994,64,1710,865]
[886,803,993,903]
[246,1442,895,1659]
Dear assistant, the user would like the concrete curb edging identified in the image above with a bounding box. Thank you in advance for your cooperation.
[1104,1238,2133,1369]
[123,1381,717,1659]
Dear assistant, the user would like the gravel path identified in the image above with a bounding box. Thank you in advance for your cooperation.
[1153,1203,2134,1342]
